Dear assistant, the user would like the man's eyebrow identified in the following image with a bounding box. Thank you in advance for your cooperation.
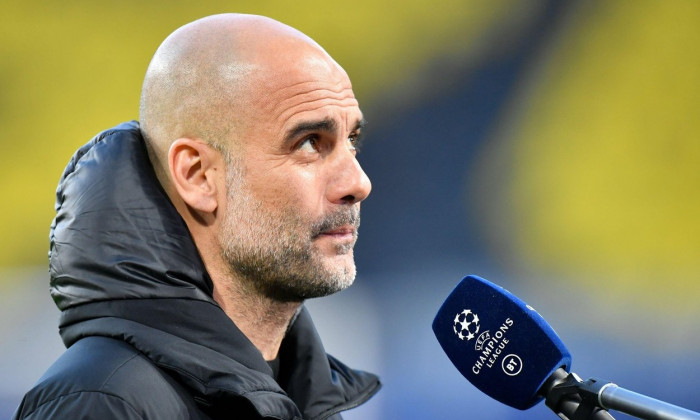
[284,118,338,145]
[283,117,366,146]
[353,118,367,132]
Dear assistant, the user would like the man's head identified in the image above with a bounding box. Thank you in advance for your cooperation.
[139,14,371,303]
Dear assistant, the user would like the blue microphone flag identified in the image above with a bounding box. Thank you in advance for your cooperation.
[432,275,572,410]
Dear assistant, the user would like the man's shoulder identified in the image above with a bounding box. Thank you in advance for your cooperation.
[13,336,204,420]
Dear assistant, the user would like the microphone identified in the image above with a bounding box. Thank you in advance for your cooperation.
[433,275,700,420]
[432,275,571,410]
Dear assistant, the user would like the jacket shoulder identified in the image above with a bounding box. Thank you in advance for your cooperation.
[13,336,206,420]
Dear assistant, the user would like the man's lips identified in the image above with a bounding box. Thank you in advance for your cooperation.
[311,208,360,240]
[317,225,356,238]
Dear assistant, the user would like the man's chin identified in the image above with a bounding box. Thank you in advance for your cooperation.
[315,255,356,293]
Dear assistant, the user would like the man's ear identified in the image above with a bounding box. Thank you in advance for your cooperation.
[168,138,221,214]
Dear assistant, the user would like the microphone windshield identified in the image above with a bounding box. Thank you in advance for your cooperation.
[432,275,571,410]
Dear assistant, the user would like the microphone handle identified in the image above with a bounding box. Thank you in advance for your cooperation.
[556,398,615,420]
[542,368,616,420]
[544,368,700,420]
[600,385,700,420]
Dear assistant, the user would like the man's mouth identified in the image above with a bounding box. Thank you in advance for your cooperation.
[318,225,356,239]
[312,209,360,240]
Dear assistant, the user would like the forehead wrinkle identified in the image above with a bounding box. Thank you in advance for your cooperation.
[271,79,349,95]
[264,84,356,114]
[268,86,358,125]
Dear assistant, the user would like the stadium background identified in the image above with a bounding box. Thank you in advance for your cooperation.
[2,1,699,418]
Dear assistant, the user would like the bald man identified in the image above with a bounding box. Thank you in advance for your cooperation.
[13,14,380,420]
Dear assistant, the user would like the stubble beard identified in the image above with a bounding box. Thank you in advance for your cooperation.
[218,162,360,303]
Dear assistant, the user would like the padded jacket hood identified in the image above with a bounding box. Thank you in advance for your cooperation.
[42,121,380,419]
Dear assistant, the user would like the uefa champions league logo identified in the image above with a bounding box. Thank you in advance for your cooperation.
[453,309,480,341]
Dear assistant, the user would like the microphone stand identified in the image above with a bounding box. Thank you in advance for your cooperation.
[542,368,700,420]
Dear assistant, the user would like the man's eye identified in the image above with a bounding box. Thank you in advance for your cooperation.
[298,136,318,152]
[348,134,360,152]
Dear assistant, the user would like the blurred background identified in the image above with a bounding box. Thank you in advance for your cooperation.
[2,0,699,419]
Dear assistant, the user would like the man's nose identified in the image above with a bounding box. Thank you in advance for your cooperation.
[326,150,372,205]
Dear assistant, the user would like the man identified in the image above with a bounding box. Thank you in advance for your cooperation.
[13,13,380,420]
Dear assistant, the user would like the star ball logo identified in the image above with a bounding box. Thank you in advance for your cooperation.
[452,308,517,376]
[453,309,480,341]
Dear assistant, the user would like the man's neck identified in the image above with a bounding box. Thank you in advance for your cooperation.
[180,224,302,361]
[212,278,301,361]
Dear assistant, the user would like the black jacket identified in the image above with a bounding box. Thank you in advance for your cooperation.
[13,121,381,420]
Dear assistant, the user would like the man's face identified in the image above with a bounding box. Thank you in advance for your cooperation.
[217,51,372,302]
